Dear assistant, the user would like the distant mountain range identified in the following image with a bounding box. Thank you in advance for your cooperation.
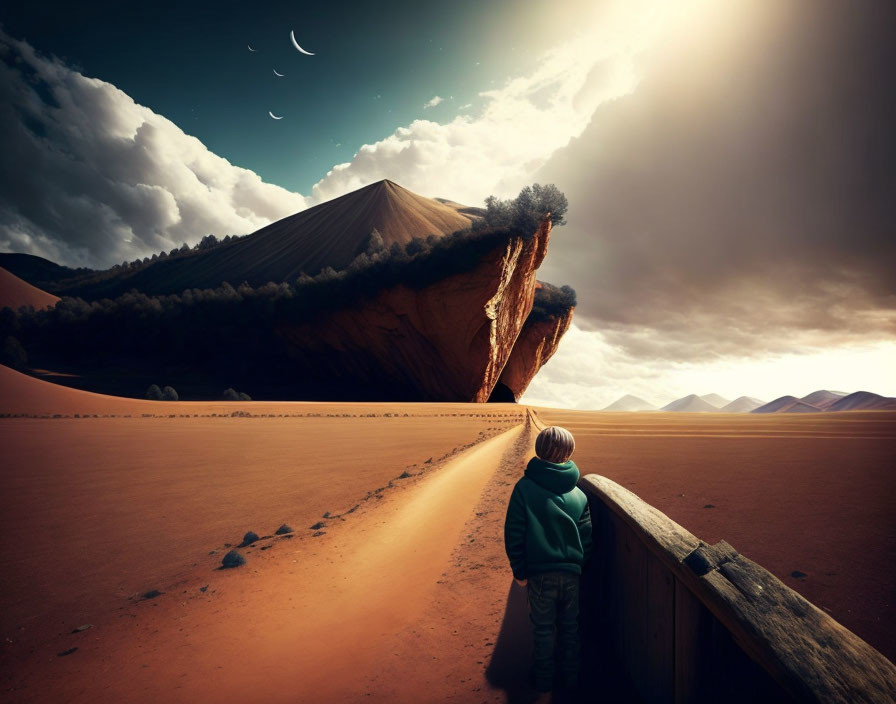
[602,390,896,413]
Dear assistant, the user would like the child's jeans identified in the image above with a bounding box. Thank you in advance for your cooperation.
[526,570,581,689]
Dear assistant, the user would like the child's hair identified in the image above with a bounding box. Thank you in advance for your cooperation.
[535,426,575,463]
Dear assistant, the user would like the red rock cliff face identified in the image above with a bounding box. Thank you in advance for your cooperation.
[275,219,554,402]
[496,307,574,401]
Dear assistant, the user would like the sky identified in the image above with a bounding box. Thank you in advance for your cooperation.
[0,0,894,407]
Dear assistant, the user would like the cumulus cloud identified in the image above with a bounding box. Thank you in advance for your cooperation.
[423,95,443,109]
[309,0,672,206]
[533,0,896,363]
[0,30,307,269]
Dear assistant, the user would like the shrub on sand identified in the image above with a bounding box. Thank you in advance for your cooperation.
[145,384,163,400]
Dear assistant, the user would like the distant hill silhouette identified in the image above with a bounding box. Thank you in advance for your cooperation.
[800,390,848,409]
[719,396,765,413]
[41,180,482,300]
[752,391,896,413]
[752,396,821,413]
[602,394,656,411]
[699,393,731,408]
[782,401,823,413]
[0,253,88,289]
[753,396,804,413]
[827,391,896,411]
[661,394,719,412]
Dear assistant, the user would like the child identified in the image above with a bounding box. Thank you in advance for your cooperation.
[503,425,593,693]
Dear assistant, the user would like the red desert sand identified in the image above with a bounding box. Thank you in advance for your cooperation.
[0,267,59,311]
[1,365,894,702]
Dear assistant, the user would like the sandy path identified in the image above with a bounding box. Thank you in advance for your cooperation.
[9,422,526,703]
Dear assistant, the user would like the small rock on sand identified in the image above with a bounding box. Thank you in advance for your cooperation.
[57,647,78,657]
[71,624,92,633]
[240,531,260,547]
[221,550,245,568]
[275,524,293,534]
[791,570,808,579]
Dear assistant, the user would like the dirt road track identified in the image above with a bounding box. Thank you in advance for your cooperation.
[18,421,531,704]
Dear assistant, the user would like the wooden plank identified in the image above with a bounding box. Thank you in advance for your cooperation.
[710,615,794,703]
[602,501,624,656]
[580,474,896,704]
[674,578,712,704]
[613,511,632,676]
[580,474,701,566]
[620,520,649,695]
[646,551,675,703]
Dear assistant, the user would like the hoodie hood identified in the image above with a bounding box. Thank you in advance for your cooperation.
[524,457,580,494]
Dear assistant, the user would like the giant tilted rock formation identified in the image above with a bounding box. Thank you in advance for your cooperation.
[496,304,574,401]
[277,218,567,402]
[2,181,574,402]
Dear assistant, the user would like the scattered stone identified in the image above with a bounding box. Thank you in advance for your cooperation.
[424,457,433,464]
[199,585,209,592]
[310,521,326,530]
[791,570,808,579]
[398,470,412,479]
[221,550,246,568]
[312,531,326,537]
[703,504,716,509]
[279,534,295,539]
[57,647,78,657]
[322,511,331,518]
[275,524,293,535]
[71,624,92,633]
[208,550,217,555]
[141,589,163,600]
[240,531,260,547]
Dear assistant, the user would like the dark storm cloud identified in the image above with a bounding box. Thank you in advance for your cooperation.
[536,0,896,361]
[0,31,306,268]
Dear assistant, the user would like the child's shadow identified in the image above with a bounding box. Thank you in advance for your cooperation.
[485,576,638,703]
[484,581,536,703]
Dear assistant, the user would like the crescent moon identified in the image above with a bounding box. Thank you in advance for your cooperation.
[290,30,315,55]
[248,44,257,52]
[268,111,283,120]
[273,69,284,77]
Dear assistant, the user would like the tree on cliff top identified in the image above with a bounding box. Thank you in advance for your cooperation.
[478,183,568,233]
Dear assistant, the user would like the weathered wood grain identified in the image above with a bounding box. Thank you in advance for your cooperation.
[579,473,896,704]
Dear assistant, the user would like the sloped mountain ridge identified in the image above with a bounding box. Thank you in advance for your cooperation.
[44,180,481,300]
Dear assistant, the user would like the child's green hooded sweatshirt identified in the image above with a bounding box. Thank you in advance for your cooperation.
[503,457,594,580]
